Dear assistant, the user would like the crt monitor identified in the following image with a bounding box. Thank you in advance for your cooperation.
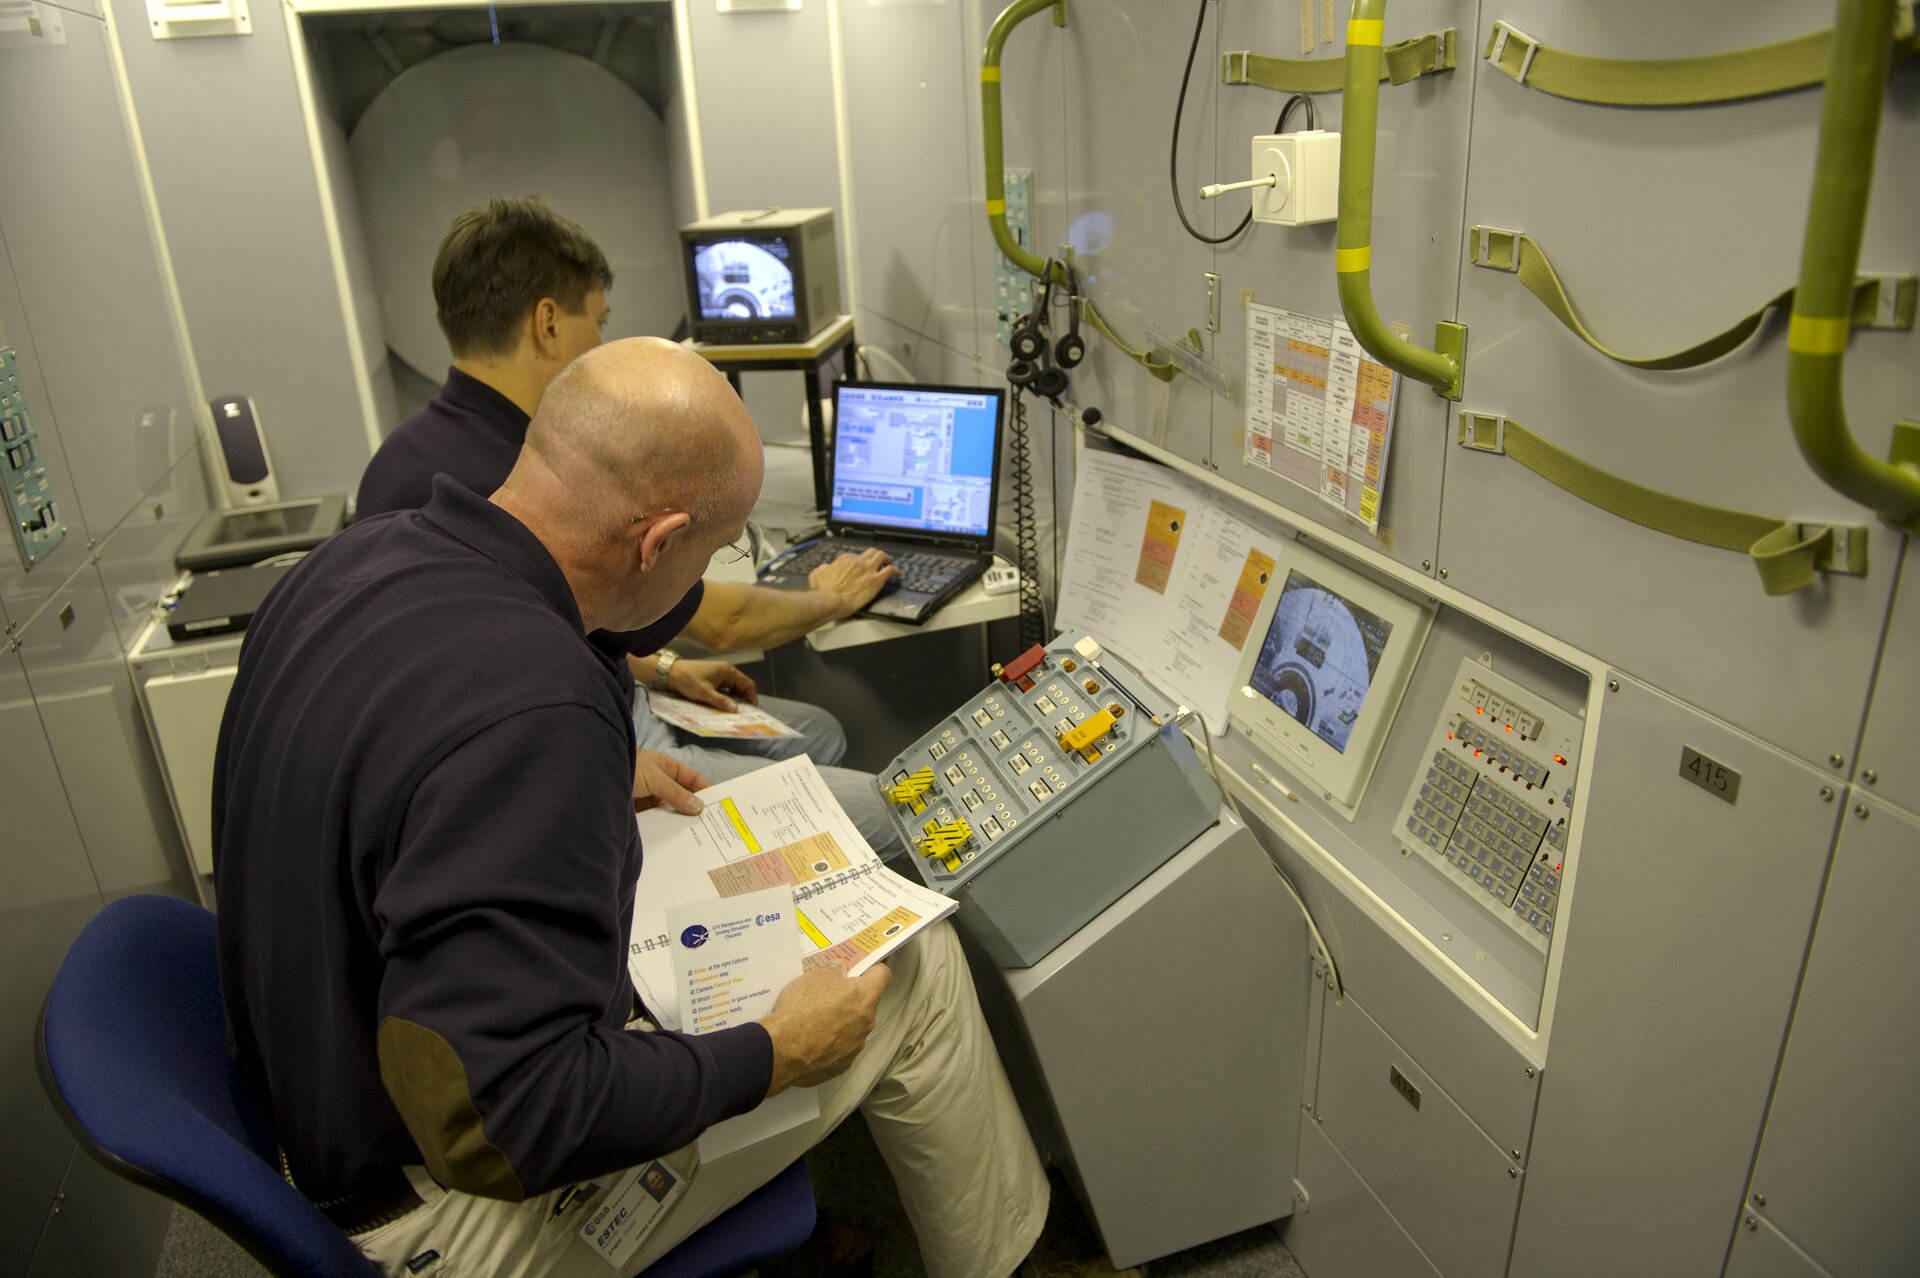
[680,208,843,345]
[1229,538,1434,818]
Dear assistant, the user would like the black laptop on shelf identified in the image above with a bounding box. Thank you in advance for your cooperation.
[757,380,1006,625]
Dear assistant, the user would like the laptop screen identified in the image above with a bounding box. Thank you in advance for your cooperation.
[828,381,1005,542]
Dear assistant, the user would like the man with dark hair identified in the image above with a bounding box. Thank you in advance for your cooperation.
[218,338,1053,1277]
[358,197,903,858]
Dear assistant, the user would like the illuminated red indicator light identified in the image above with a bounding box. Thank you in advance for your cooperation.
[1473,749,1483,758]
[1504,725,1513,732]
[1553,754,1567,765]
[1446,732,1455,740]
[1475,707,1484,714]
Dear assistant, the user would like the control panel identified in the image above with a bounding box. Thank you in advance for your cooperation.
[2,348,66,571]
[876,631,1219,966]
[1393,658,1581,952]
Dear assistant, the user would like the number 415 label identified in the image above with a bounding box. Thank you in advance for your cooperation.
[1679,746,1741,805]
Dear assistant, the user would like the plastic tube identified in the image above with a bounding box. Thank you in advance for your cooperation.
[983,0,1061,279]
[1787,0,1920,528]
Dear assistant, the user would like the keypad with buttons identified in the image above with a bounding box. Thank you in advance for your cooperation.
[1395,660,1582,952]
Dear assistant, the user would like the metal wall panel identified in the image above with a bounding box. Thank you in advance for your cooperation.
[1510,671,1839,1277]
[1442,0,1917,766]
[107,0,372,497]
[0,265,92,624]
[0,657,102,1278]
[839,1,988,372]
[686,2,840,214]
[1742,797,1920,1278]
[1315,993,1522,1278]
[0,9,198,541]
[18,563,192,900]
[1286,1119,1445,1278]
[1854,543,1918,814]
[1209,0,1475,576]
[1054,0,1218,461]
[1723,1211,1836,1278]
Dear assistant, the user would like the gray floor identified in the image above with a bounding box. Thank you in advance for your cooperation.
[153,1114,1306,1276]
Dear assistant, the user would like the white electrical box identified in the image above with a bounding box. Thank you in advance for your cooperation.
[1250,130,1340,227]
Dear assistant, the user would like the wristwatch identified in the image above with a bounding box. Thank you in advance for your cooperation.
[651,650,680,692]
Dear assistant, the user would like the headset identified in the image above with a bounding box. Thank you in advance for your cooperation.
[1007,261,1071,404]
[1054,260,1085,369]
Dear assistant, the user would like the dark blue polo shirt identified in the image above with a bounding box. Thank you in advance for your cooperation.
[214,478,771,1201]
[356,366,702,658]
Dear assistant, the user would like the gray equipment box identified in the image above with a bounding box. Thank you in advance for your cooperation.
[874,631,1219,966]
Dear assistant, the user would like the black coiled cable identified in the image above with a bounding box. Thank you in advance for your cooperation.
[1007,389,1046,648]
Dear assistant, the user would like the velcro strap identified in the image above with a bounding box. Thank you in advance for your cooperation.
[1469,227,1916,369]
[1482,16,1920,107]
[1222,29,1456,95]
[1460,414,1869,595]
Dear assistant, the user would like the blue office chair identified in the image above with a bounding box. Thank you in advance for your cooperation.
[37,894,816,1278]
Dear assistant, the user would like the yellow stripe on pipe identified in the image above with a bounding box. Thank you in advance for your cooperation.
[1787,314,1850,355]
[1347,19,1384,46]
[986,198,1006,215]
[1336,246,1372,273]
[981,66,1001,82]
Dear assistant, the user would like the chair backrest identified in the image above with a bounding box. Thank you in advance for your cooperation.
[36,894,380,1278]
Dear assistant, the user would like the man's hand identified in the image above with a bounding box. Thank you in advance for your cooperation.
[664,657,758,711]
[633,750,708,814]
[807,549,900,619]
[760,962,892,1094]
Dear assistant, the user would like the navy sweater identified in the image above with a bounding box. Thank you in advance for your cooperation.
[214,478,770,1201]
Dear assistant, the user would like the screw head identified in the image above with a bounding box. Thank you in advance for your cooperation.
[1607,679,1620,693]
[1830,754,1845,769]
[1855,804,1871,819]
[1510,1148,1521,1160]
[1745,1217,1758,1232]
[1508,1167,1518,1179]
[1438,567,1449,579]
[1752,1192,1767,1207]
[1524,1066,1537,1078]
[1422,559,1433,571]
[1820,787,1835,801]
[1863,769,1878,785]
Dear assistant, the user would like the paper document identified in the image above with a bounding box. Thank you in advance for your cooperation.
[1241,302,1401,533]
[667,886,819,1162]
[646,691,801,738]
[629,756,955,1032]
[1057,449,1290,735]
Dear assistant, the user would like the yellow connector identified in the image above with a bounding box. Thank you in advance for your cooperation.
[1059,709,1116,753]
[915,817,973,862]
[885,767,936,806]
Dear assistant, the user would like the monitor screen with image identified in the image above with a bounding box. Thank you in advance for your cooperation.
[829,382,1005,542]
[691,237,796,322]
[1248,570,1396,754]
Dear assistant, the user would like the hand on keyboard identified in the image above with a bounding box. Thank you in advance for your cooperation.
[807,546,900,618]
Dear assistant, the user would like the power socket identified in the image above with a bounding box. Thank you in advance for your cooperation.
[982,565,1020,595]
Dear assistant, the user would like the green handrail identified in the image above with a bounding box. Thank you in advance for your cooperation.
[1335,0,1466,399]
[983,0,1063,280]
[1786,0,1920,532]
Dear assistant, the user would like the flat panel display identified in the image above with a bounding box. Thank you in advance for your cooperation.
[829,383,1004,541]
[1248,570,1395,755]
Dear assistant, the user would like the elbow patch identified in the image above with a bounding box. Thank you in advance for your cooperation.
[377,1017,527,1201]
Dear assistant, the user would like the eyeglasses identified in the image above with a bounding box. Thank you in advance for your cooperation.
[629,510,752,565]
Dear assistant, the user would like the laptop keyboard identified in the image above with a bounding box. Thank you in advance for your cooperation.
[781,544,965,595]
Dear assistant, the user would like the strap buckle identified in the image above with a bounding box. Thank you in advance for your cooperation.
[1222,50,1251,85]
[1798,522,1867,577]
[1457,411,1507,455]
[1469,226,1523,273]
[1487,21,1541,86]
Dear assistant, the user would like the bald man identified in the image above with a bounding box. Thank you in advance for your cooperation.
[214,339,1050,1278]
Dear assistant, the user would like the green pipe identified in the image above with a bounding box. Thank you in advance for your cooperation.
[1335,0,1465,399]
[983,0,1064,281]
[1787,0,1920,529]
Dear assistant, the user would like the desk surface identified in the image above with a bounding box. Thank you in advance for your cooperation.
[804,567,1019,652]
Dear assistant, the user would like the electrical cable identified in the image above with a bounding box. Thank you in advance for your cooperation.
[1007,389,1046,648]
[1178,706,1344,999]
[1171,0,1318,245]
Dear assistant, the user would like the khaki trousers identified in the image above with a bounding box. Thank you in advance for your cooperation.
[353,921,1049,1278]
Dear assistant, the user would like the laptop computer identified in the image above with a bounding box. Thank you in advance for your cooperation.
[758,379,1006,624]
